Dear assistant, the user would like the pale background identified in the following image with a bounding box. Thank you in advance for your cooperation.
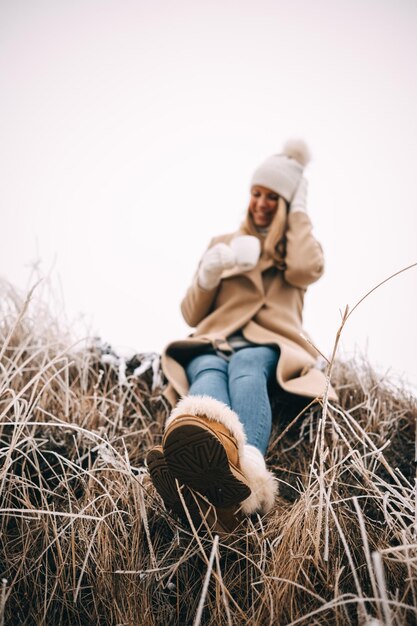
[1,0,416,388]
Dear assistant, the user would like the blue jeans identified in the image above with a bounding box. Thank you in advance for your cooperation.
[185,346,279,455]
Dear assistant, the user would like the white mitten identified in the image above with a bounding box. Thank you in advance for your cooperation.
[198,243,236,290]
[290,177,308,213]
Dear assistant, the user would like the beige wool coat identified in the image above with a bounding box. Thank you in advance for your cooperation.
[161,210,338,407]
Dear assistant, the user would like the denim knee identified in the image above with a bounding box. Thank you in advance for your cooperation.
[185,353,228,384]
[228,346,279,381]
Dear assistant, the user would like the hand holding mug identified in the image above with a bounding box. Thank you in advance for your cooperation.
[198,243,236,290]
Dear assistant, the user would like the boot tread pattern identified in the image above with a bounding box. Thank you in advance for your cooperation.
[163,424,251,507]
[147,448,197,518]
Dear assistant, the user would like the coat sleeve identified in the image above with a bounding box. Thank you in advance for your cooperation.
[283,212,325,289]
[180,239,219,327]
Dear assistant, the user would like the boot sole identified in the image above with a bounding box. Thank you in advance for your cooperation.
[163,419,251,508]
[146,446,199,519]
[146,446,238,534]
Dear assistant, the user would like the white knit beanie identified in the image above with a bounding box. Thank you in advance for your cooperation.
[250,139,312,202]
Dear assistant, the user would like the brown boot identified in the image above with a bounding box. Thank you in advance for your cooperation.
[162,395,250,510]
[163,395,278,516]
[146,445,242,534]
[163,414,251,508]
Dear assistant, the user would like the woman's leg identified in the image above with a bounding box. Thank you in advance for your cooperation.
[159,350,278,519]
[228,346,279,455]
[185,353,231,407]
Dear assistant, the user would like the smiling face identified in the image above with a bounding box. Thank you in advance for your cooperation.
[248,185,281,228]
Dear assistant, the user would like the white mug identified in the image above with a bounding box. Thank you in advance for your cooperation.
[230,235,261,271]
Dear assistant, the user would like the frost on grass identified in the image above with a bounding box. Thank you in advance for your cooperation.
[0,280,416,626]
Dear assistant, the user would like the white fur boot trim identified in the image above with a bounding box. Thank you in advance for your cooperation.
[165,395,247,454]
[239,445,278,515]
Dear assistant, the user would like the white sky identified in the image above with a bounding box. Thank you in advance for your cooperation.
[1,0,417,388]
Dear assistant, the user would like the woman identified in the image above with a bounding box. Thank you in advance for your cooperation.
[147,140,337,531]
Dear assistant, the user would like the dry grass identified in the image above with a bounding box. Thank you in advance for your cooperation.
[0,278,416,625]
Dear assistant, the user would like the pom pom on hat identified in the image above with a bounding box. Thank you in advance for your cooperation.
[282,139,312,167]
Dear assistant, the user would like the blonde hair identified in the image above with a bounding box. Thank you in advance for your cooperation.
[241,196,289,269]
